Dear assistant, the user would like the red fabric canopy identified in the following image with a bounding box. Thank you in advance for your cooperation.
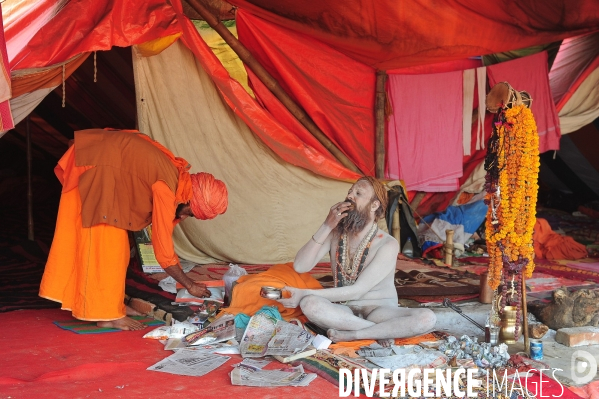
[8,0,181,69]
[228,0,599,69]
[237,10,376,176]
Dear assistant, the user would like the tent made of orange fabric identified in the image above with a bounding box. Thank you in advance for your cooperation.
[534,218,588,260]
[225,263,322,320]
[227,0,599,70]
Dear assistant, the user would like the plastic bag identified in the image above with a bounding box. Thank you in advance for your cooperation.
[143,326,171,340]
[223,263,247,304]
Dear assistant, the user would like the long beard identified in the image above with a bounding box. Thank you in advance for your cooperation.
[336,203,370,235]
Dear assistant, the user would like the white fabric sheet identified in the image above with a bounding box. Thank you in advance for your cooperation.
[133,40,350,264]
[558,66,599,134]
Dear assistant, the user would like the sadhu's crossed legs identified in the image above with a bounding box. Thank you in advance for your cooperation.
[299,295,436,347]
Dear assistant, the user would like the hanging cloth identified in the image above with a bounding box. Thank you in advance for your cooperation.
[462,69,474,156]
[487,51,560,153]
[386,71,463,192]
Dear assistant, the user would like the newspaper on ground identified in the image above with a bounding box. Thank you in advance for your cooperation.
[239,313,277,357]
[366,350,447,370]
[232,358,272,370]
[230,364,317,387]
[170,340,240,354]
[183,313,236,346]
[357,342,394,357]
[264,320,314,356]
[240,315,315,358]
[147,348,230,377]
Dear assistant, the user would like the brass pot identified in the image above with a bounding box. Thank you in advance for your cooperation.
[499,306,518,344]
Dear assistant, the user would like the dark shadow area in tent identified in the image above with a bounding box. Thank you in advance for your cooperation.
[538,119,599,213]
[0,46,174,313]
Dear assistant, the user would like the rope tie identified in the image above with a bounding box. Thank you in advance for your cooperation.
[62,64,66,108]
[94,51,97,82]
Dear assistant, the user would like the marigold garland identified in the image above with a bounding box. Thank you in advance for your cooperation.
[484,104,540,340]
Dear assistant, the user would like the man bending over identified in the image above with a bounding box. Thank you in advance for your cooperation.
[278,177,436,345]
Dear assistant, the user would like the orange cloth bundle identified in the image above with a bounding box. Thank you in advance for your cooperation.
[329,332,439,351]
[534,218,588,260]
[225,263,322,320]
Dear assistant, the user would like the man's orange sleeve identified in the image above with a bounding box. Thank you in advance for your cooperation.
[151,181,180,269]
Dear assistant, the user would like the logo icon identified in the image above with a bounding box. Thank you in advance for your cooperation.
[571,350,598,385]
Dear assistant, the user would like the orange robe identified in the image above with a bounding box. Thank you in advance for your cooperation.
[40,137,188,321]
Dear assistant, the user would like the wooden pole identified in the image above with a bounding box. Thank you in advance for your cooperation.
[444,229,454,266]
[522,274,530,353]
[186,0,362,175]
[26,117,34,241]
[375,70,387,179]
[410,191,426,210]
[391,199,400,242]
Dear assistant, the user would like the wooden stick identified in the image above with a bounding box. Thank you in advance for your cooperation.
[391,199,400,242]
[410,191,426,210]
[186,0,362,175]
[445,229,454,266]
[522,274,530,353]
[375,70,387,179]
[26,117,34,241]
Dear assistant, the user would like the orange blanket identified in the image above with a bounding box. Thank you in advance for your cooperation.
[534,218,588,260]
[225,263,322,320]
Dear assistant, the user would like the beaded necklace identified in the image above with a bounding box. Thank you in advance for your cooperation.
[334,222,378,287]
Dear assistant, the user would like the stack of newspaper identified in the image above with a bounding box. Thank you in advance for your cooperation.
[239,314,314,359]
[230,364,317,387]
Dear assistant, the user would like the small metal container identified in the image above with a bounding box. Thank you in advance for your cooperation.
[260,286,282,300]
[530,340,543,360]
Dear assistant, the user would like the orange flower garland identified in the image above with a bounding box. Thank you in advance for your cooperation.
[485,104,540,290]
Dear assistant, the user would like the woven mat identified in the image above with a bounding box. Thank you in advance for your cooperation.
[53,316,164,334]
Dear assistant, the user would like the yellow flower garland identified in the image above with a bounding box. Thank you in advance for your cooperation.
[486,105,540,290]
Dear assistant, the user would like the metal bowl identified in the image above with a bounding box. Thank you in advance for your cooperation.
[260,286,282,300]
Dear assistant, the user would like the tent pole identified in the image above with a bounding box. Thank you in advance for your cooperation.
[375,70,387,179]
[522,274,529,353]
[26,116,34,241]
[186,0,363,175]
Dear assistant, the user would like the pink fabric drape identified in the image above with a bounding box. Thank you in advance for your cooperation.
[386,72,463,192]
[550,31,599,108]
[487,51,561,153]
[0,4,14,131]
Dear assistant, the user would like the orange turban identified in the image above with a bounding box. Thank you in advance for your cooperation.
[357,176,388,218]
[189,173,228,220]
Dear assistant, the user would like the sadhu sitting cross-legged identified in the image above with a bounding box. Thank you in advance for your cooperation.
[39,129,228,330]
[277,176,436,346]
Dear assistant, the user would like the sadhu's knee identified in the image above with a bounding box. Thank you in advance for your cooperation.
[299,295,322,315]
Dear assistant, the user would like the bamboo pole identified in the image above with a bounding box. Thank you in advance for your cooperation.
[522,274,530,353]
[444,229,454,266]
[26,117,34,241]
[186,0,362,175]
[375,70,387,179]
[410,191,426,210]
[391,199,400,242]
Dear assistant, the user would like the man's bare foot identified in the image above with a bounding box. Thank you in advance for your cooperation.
[126,305,144,316]
[376,338,395,347]
[327,329,357,343]
[97,317,147,331]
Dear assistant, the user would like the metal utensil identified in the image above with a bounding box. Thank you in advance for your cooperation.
[442,298,485,332]
[260,286,282,300]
